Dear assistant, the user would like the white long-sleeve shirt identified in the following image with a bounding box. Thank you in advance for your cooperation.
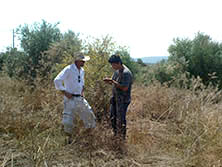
[54,64,84,95]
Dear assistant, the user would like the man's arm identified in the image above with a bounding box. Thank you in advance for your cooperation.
[103,78,128,91]
[112,80,128,91]
[113,72,132,91]
[54,66,69,91]
[60,90,73,99]
[54,66,73,99]
[81,86,84,97]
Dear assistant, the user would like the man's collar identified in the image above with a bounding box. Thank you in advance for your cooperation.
[71,63,81,71]
[119,64,124,73]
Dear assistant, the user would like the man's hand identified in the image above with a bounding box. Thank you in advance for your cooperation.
[103,78,113,85]
[61,90,72,99]
[103,78,128,91]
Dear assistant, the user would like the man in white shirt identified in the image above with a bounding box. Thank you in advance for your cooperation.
[54,52,96,144]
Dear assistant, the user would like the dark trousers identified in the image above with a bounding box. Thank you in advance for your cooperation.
[110,100,130,139]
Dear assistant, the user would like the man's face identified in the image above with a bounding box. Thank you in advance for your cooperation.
[111,62,120,70]
[76,60,85,67]
[79,60,85,67]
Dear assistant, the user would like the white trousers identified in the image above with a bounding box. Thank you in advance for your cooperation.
[62,96,96,134]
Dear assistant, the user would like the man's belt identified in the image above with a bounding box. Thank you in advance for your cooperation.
[72,94,82,97]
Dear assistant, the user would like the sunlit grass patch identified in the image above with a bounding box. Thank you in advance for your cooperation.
[1,73,222,166]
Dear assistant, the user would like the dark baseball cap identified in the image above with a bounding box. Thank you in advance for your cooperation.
[108,54,122,63]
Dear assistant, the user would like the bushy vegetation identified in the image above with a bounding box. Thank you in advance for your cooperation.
[168,32,222,87]
[136,32,222,89]
[1,21,222,166]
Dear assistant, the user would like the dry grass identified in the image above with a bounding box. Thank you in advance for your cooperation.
[1,74,222,167]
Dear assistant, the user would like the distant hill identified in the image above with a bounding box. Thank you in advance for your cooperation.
[134,56,168,64]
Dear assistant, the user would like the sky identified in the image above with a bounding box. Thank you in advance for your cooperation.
[1,0,222,58]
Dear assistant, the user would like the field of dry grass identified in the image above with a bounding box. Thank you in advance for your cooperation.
[1,74,222,167]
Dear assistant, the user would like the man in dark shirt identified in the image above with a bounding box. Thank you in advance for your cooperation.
[103,54,133,140]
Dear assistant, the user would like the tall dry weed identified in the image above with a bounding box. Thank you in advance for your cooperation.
[0,74,136,166]
[126,75,222,166]
[1,72,222,166]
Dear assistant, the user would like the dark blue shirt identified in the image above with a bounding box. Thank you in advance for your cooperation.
[112,65,133,103]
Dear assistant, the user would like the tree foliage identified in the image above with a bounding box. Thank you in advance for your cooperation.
[136,58,146,66]
[45,30,83,79]
[15,20,62,80]
[0,52,7,71]
[1,48,27,78]
[168,32,222,87]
